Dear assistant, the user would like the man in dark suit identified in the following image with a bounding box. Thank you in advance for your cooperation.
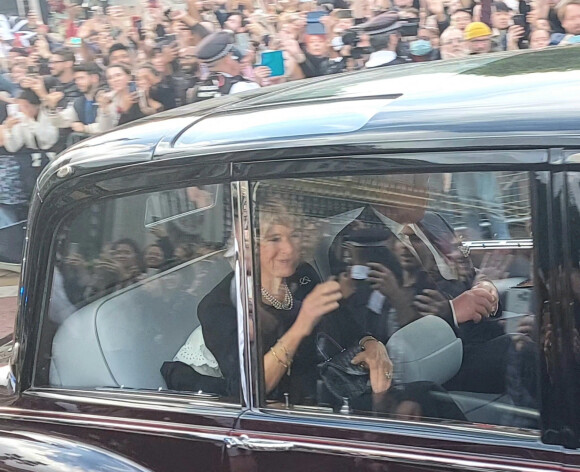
[320,174,511,395]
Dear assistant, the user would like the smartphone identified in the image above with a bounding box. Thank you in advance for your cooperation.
[27,65,38,75]
[260,50,285,77]
[165,33,177,44]
[306,11,328,35]
[6,103,19,117]
[129,81,138,93]
[70,36,82,47]
[70,243,80,255]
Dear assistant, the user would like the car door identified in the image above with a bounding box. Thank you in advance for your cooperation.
[4,160,241,472]
[226,150,580,472]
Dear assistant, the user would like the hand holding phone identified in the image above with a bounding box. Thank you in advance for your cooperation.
[260,50,285,77]
[6,103,20,117]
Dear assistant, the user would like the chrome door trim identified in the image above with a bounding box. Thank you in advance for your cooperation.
[0,405,232,442]
[231,431,573,472]
[24,388,241,414]
[231,181,258,410]
[257,407,539,441]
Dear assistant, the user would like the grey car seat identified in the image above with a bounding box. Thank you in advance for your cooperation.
[50,252,232,390]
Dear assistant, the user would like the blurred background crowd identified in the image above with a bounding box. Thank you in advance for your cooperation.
[0,0,578,261]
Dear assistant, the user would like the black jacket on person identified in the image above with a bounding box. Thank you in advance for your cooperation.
[298,50,347,78]
[163,263,321,403]
[44,76,82,107]
[151,77,177,111]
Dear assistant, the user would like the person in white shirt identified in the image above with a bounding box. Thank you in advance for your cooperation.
[1,88,58,152]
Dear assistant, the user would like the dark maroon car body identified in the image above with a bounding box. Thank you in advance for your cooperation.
[1,47,580,472]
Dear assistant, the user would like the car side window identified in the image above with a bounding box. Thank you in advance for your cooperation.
[37,183,240,403]
[251,171,539,431]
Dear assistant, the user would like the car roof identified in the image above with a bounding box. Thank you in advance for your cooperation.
[39,47,580,193]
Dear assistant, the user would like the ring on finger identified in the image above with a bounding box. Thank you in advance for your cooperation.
[385,371,392,380]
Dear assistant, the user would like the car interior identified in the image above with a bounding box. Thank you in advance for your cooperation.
[43,170,539,430]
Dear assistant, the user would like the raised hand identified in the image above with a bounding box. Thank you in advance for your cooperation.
[295,280,342,336]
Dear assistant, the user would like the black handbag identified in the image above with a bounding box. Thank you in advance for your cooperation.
[316,333,371,401]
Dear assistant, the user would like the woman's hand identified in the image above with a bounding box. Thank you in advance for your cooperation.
[352,340,393,393]
[295,280,342,336]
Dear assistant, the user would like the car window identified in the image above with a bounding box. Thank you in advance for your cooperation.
[250,171,539,431]
[37,183,240,404]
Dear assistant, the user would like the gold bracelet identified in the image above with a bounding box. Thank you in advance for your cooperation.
[270,346,293,376]
[270,347,288,368]
[277,339,292,361]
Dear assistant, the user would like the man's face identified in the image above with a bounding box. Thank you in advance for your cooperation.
[468,35,492,53]
[492,11,511,30]
[452,11,472,30]
[74,71,91,93]
[151,53,166,74]
[530,28,550,48]
[441,29,466,58]
[109,49,131,67]
[49,54,67,77]
[305,35,327,56]
[225,14,243,32]
[562,4,580,35]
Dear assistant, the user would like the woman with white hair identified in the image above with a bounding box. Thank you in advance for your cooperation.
[440,26,468,60]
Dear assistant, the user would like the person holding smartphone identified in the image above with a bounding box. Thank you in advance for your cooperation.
[190,31,260,102]
[1,88,59,153]
[102,64,144,126]
[135,64,164,116]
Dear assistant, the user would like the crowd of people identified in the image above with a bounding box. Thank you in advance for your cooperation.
[0,0,578,240]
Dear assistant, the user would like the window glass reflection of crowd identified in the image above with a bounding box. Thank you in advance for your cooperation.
[55,185,225,316]
[241,172,538,427]
[47,172,540,430]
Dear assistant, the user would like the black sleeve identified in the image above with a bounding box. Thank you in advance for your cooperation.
[298,51,327,78]
[198,272,240,395]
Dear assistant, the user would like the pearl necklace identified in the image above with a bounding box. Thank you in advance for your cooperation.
[261,283,294,310]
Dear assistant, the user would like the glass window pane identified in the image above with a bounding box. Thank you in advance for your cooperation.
[38,184,239,403]
[251,172,539,430]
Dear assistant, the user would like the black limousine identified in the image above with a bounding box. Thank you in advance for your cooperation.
[0,46,579,472]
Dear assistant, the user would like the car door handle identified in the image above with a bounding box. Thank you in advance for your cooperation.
[225,434,295,451]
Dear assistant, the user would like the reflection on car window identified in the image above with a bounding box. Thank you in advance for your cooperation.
[39,184,239,403]
[251,172,539,430]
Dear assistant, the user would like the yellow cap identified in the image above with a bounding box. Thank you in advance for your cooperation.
[464,22,492,40]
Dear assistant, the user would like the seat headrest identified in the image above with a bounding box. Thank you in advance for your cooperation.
[386,315,462,386]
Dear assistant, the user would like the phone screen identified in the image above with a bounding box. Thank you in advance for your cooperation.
[129,82,138,93]
[260,50,285,77]
[6,104,19,117]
